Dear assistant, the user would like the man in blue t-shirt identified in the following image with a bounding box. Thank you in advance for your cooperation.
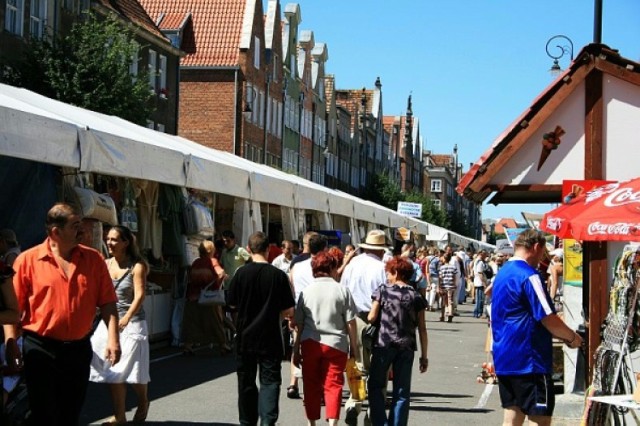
[491,229,582,425]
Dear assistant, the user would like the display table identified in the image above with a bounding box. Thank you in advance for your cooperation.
[143,290,171,341]
[588,394,640,410]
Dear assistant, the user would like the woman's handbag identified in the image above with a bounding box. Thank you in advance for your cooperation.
[362,323,379,350]
[362,285,386,350]
[346,357,366,401]
[198,282,226,306]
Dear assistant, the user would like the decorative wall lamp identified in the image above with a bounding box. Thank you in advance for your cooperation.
[545,35,574,77]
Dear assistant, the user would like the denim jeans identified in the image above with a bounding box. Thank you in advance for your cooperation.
[236,353,282,426]
[368,346,415,426]
[474,287,485,317]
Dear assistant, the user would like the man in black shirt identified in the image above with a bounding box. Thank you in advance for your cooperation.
[227,231,295,426]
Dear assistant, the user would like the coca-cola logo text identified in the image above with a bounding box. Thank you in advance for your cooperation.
[587,222,640,236]
[604,187,640,207]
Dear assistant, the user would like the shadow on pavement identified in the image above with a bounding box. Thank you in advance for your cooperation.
[411,406,493,413]
[410,392,474,399]
[143,423,236,425]
[81,347,236,424]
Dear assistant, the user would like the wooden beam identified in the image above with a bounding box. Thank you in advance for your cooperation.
[594,58,640,87]
[468,63,594,193]
[583,68,605,385]
[485,184,562,192]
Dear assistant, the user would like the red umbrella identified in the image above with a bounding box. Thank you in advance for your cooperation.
[540,178,640,241]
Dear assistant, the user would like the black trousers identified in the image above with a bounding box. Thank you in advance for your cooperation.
[22,332,93,426]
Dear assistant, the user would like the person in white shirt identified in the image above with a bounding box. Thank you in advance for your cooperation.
[456,250,470,305]
[271,240,294,273]
[473,250,489,318]
[339,230,388,425]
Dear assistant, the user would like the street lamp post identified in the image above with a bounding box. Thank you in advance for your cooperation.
[545,35,574,77]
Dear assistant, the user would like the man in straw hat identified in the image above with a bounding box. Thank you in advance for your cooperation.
[339,229,388,425]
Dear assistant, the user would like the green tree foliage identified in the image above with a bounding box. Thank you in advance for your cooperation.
[0,13,153,125]
[365,173,450,229]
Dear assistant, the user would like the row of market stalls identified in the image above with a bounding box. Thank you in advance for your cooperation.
[0,81,492,250]
[0,81,492,341]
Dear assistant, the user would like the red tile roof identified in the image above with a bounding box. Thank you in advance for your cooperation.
[430,155,452,167]
[95,0,167,42]
[157,11,189,31]
[138,0,247,67]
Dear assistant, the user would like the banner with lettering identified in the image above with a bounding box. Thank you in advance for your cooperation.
[541,177,640,241]
[563,239,583,286]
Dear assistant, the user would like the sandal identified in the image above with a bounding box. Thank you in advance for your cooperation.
[286,385,300,399]
[220,344,232,356]
[102,416,127,425]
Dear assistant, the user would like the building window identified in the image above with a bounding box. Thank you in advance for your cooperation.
[5,0,24,36]
[433,199,441,209]
[253,36,260,69]
[431,179,442,192]
[271,54,278,82]
[129,43,139,80]
[148,49,157,91]
[159,54,167,96]
[29,0,46,39]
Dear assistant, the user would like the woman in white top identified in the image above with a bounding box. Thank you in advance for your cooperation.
[90,226,150,425]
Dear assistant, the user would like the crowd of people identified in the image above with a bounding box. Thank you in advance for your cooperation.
[0,202,579,426]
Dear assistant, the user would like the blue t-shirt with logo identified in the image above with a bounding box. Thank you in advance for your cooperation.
[491,257,555,375]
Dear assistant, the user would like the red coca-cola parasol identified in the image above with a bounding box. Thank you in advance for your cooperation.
[540,178,640,241]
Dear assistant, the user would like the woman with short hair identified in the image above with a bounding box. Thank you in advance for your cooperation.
[293,251,358,426]
[367,256,429,426]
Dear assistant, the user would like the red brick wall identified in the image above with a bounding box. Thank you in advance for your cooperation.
[179,70,238,152]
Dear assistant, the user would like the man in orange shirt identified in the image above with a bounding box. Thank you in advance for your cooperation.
[3,203,121,425]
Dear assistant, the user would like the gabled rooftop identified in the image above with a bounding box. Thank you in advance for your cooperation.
[137,0,248,67]
[95,0,168,43]
[457,43,640,205]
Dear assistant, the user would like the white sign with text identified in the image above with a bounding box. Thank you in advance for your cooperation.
[397,201,422,218]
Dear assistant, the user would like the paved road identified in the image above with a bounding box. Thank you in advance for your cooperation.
[81,302,505,425]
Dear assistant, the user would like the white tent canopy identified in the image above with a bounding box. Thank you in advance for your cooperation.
[0,83,491,250]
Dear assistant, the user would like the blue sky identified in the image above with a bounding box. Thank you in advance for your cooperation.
[289,0,640,221]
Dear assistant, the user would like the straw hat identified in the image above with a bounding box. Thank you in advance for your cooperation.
[358,230,389,250]
[550,248,563,259]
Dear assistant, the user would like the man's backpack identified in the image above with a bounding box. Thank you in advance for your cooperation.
[483,263,494,280]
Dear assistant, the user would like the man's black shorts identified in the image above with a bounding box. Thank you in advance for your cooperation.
[497,373,555,417]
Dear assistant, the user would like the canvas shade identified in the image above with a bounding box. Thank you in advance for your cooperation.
[540,178,640,241]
